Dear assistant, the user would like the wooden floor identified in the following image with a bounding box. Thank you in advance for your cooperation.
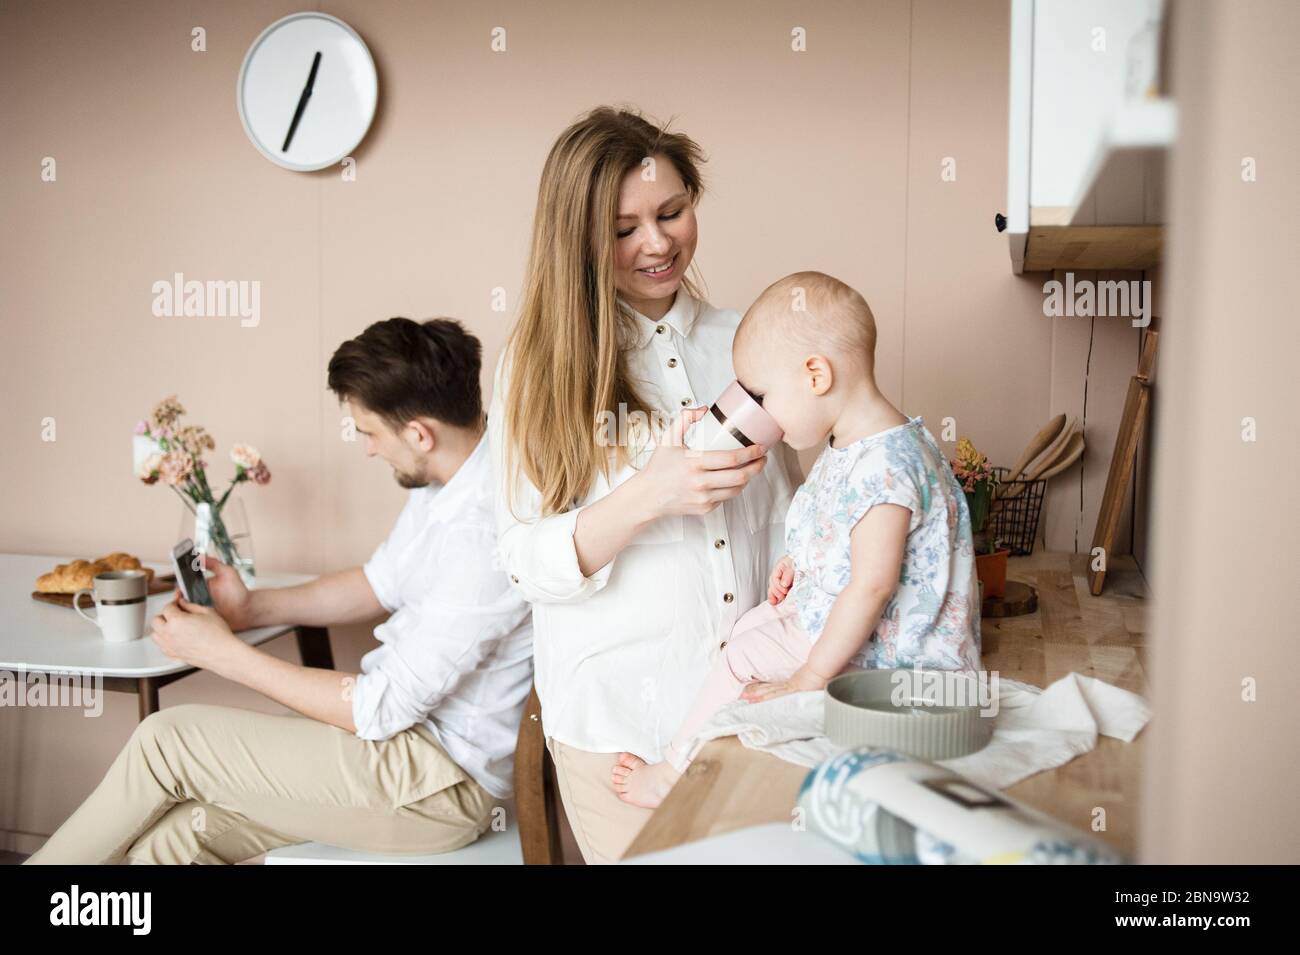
[988,551,1147,857]
[626,552,1149,860]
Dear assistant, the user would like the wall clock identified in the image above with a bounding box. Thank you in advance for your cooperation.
[237,12,378,172]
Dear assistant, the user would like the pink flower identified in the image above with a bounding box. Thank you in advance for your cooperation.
[248,462,271,485]
[230,444,261,469]
[176,425,215,456]
[133,420,149,435]
[136,452,162,485]
[150,396,185,430]
[158,450,194,486]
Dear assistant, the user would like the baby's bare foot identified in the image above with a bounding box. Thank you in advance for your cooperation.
[610,751,645,791]
[611,752,682,809]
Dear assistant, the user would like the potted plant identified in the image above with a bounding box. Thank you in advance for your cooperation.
[133,396,271,585]
[952,437,1010,599]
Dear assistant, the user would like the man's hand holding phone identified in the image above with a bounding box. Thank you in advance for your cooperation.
[201,554,257,632]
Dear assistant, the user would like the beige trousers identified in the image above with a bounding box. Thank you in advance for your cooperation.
[26,703,495,865]
[547,737,654,864]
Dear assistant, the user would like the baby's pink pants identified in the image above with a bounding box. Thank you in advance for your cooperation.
[661,597,857,772]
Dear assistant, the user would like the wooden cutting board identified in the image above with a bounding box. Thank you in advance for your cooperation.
[32,573,176,608]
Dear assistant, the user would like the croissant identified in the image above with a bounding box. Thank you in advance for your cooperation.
[35,553,155,594]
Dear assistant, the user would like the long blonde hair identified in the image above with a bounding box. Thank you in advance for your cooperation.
[503,106,708,518]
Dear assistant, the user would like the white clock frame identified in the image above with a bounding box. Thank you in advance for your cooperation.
[236,12,378,172]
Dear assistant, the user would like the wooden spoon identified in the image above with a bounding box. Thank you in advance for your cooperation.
[1004,414,1067,484]
[1001,417,1076,499]
[1038,416,1078,470]
[1033,432,1085,480]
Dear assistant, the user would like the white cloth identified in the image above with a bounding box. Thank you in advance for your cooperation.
[356,435,534,799]
[487,289,801,760]
[684,672,1150,791]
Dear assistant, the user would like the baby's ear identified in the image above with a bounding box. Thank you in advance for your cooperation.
[804,355,833,395]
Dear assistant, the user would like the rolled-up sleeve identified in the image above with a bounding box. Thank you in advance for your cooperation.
[487,352,616,605]
[351,522,524,741]
[362,543,400,614]
[362,491,421,613]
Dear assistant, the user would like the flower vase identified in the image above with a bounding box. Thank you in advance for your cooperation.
[179,497,256,587]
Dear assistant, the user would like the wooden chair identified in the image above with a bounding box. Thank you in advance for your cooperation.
[513,682,565,864]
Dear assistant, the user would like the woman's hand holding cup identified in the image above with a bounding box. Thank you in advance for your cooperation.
[636,406,767,519]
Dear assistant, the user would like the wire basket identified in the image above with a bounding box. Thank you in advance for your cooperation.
[988,467,1046,556]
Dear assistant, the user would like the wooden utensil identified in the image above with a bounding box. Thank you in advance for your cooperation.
[1005,414,1067,483]
[1001,417,1076,499]
[1036,415,1077,470]
[1090,330,1159,595]
[1032,431,1084,480]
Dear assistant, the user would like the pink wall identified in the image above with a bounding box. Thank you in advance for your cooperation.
[1,0,1136,847]
[1140,0,1299,863]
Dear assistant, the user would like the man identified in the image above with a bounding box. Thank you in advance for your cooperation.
[27,318,532,864]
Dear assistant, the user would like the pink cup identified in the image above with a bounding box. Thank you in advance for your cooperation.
[686,380,784,451]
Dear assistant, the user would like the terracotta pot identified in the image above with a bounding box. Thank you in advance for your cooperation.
[976,549,1011,600]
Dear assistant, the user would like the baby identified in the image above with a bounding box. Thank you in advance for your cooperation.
[612,271,982,809]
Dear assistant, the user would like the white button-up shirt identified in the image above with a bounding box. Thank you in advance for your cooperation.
[356,435,534,799]
[487,290,798,760]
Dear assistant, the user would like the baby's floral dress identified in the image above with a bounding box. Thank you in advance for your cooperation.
[785,417,981,671]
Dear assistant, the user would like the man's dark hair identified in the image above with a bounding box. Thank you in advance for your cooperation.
[327,317,483,431]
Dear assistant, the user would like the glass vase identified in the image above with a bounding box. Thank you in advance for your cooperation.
[179,496,256,587]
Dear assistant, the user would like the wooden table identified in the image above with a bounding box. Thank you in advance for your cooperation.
[626,552,1149,860]
[0,553,332,720]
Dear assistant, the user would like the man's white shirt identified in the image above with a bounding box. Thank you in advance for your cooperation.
[356,434,533,800]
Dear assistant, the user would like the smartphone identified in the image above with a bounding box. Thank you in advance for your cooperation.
[170,538,213,607]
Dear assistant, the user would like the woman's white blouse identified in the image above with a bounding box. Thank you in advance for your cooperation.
[487,290,800,759]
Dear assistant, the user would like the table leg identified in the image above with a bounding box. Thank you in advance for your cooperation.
[295,626,334,670]
[137,678,159,720]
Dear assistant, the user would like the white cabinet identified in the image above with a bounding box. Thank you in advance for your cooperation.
[1005,0,1175,272]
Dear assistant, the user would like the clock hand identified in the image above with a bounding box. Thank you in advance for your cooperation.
[281,50,322,153]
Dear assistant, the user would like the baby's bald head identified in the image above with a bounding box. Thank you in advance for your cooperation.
[736,271,877,377]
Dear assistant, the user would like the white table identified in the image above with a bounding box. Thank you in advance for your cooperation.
[0,553,331,719]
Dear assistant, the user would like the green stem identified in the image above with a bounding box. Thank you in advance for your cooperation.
[170,484,198,514]
[216,474,243,511]
[193,466,216,503]
[209,514,239,567]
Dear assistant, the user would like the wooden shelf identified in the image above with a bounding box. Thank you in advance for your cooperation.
[1023,224,1163,272]
[1019,100,1174,273]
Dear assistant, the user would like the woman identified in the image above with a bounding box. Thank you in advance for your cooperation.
[487,106,801,863]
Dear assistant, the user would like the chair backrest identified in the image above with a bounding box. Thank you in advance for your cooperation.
[513,682,564,864]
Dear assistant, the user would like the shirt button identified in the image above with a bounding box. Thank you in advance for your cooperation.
[510,574,519,583]
[681,397,692,407]
[667,357,678,368]
[723,592,734,603]
[720,640,728,650]
[655,324,666,335]
[714,539,726,549]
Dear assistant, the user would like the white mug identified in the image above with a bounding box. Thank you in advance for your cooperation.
[72,570,148,643]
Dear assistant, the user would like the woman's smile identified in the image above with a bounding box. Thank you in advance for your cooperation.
[637,251,678,280]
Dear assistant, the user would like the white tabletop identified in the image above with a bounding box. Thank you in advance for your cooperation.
[0,553,315,678]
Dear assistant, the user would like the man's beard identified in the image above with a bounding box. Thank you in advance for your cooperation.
[393,468,428,490]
